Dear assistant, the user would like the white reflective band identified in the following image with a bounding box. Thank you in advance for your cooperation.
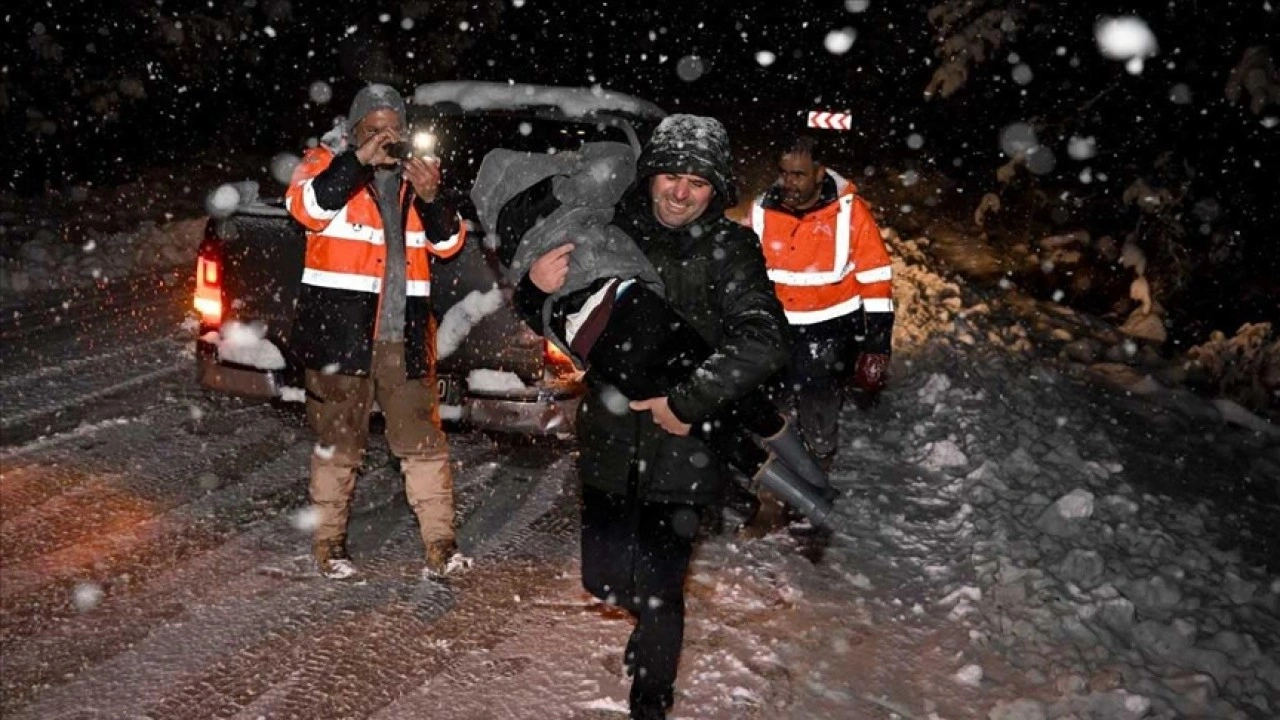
[855,265,893,284]
[751,202,766,236]
[863,297,895,312]
[406,280,430,297]
[430,228,464,254]
[406,231,428,248]
[302,268,381,294]
[768,262,855,286]
[832,194,853,273]
[783,294,862,325]
[318,207,382,244]
[300,180,340,222]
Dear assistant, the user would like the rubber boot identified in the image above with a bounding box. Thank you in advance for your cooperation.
[761,417,833,494]
[752,455,834,530]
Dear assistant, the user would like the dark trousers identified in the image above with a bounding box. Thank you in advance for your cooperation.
[580,484,697,700]
[775,321,856,458]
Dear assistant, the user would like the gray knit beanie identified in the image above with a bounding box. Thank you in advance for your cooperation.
[347,84,406,130]
[636,114,736,204]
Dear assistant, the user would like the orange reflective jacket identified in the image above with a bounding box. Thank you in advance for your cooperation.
[286,146,465,296]
[284,146,467,377]
[750,172,893,327]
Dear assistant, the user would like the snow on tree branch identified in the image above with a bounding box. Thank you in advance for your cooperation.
[924,2,1023,99]
[1224,46,1280,115]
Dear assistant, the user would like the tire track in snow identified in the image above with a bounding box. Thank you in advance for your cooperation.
[2,432,583,719]
[0,351,187,434]
[0,336,177,393]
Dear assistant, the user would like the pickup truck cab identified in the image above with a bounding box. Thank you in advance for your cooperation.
[193,81,664,435]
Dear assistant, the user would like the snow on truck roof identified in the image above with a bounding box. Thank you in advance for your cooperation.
[412,81,665,120]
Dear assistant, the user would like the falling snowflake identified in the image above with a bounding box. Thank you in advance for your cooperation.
[1095,16,1158,75]
[999,122,1038,157]
[824,28,856,55]
[755,51,777,67]
[270,153,300,185]
[291,505,321,532]
[676,55,707,82]
[309,80,333,105]
[205,184,241,219]
[72,582,104,612]
[1067,136,1097,161]
[1169,83,1193,104]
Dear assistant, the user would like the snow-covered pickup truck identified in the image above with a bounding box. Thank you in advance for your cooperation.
[193,81,665,435]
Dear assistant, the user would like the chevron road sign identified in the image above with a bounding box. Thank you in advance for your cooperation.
[807,110,852,131]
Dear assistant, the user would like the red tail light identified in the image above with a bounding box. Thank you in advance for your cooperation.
[543,339,576,370]
[194,231,223,327]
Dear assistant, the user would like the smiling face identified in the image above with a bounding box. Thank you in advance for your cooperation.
[650,173,714,228]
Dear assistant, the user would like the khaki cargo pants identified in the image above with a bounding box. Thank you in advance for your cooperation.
[305,340,453,559]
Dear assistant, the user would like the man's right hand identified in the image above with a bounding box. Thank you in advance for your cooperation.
[354,127,401,166]
[528,243,575,294]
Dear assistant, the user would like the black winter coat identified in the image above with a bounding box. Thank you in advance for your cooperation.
[514,188,789,505]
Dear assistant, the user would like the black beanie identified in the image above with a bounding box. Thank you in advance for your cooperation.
[636,114,736,205]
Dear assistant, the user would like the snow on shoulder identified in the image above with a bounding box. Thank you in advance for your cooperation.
[412,81,664,119]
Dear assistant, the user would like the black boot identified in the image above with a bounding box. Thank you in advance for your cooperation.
[752,455,835,530]
[629,685,673,720]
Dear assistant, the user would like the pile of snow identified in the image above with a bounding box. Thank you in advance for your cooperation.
[1185,323,1280,412]
[202,322,286,370]
[412,81,664,119]
[852,346,1280,719]
[0,217,205,296]
[467,368,526,393]
[885,228,1280,427]
[437,286,504,360]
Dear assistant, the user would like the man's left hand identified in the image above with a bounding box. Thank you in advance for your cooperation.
[404,157,442,202]
[629,396,691,436]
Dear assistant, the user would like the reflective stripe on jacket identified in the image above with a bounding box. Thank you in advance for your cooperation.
[287,147,464,297]
[751,172,893,327]
[284,146,466,377]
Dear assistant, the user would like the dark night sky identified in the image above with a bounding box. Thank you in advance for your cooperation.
[3,1,1275,186]
[2,0,1277,333]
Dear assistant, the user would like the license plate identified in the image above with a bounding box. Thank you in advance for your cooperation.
[436,375,463,406]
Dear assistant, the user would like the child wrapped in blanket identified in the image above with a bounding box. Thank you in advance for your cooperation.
[471,142,836,526]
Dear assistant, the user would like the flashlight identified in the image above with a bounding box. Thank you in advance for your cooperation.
[412,130,438,159]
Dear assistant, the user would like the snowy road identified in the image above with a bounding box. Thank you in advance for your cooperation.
[2,257,1279,719]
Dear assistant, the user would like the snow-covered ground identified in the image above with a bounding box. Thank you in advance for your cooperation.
[2,150,1279,719]
[380,232,1280,719]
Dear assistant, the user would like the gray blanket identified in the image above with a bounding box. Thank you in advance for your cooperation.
[470,142,663,358]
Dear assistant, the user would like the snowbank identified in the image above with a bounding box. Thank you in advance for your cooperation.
[885,228,1280,429]
[0,218,204,297]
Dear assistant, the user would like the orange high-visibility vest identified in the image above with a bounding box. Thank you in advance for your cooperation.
[285,146,465,298]
[750,172,893,326]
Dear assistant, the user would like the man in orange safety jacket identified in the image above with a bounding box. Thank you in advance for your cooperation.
[743,134,895,532]
[285,84,466,580]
